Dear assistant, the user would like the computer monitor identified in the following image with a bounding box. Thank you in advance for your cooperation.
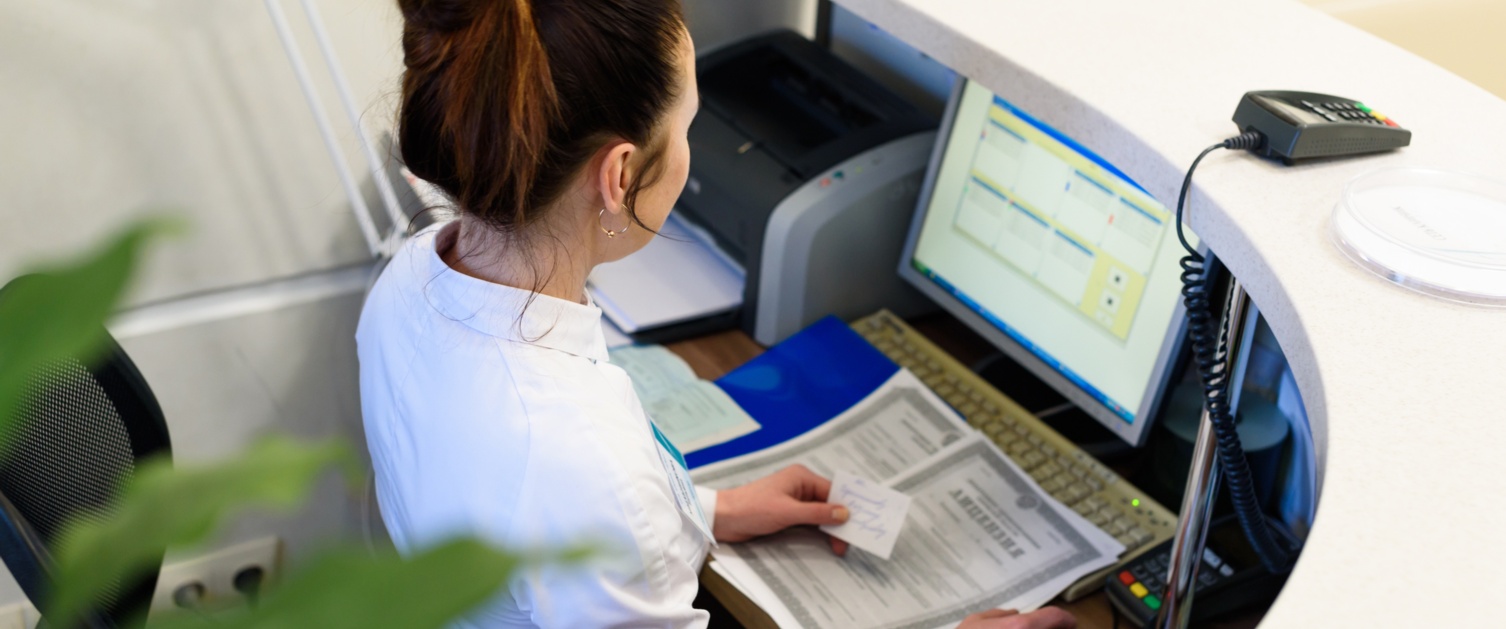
[897,79,1195,446]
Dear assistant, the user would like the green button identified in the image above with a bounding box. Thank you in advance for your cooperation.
[1145,595,1162,610]
[1355,103,1372,112]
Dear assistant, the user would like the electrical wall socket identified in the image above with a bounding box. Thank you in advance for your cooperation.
[150,537,281,619]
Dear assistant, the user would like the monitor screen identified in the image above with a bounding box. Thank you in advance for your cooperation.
[898,79,1194,446]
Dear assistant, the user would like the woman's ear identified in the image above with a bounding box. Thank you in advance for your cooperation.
[595,140,636,216]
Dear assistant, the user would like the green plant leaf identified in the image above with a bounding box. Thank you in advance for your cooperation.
[46,436,358,624]
[0,217,184,446]
[152,541,593,629]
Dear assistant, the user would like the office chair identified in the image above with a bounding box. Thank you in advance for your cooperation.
[0,277,172,628]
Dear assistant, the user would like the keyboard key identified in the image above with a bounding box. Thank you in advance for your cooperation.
[1117,534,1140,551]
[1118,571,1136,585]
[1020,451,1047,469]
[1129,526,1155,545]
[1030,466,1054,482]
[1085,497,1109,512]
[1074,502,1095,517]
[1129,583,1149,598]
[1090,512,1111,527]
[1144,595,1161,610]
[1064,483,1092,503]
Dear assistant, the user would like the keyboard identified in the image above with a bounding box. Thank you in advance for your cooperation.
[851,310,1176,601]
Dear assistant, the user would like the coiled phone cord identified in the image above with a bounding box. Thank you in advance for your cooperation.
[1174,130,1294,574]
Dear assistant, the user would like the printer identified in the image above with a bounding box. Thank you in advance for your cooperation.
[676,31,938,346]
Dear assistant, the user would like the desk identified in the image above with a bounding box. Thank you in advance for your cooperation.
[666,323,1261,629]
[801,1,1506,625]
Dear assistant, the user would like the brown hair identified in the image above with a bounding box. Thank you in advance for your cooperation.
[396,0,686,233]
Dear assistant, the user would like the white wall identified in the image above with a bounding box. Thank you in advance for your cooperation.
[0,0,409,609]
[0,0,815,614]
[1301,0,1506,99]
[0,0,404,305]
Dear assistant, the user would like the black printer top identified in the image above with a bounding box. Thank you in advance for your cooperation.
[696,30,934,180]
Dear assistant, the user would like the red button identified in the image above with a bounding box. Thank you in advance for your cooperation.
[1119,571,1136,585]
[1384,119,1399,127]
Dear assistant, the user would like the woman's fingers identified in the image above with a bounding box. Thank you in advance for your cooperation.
[779,464,832,501]
[829,536,849,556]
[1009,607,1076,629]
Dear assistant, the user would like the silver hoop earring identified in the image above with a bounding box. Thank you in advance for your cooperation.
[599,207,631,238]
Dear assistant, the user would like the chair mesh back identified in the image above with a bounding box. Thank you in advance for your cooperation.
[3,357,136,544]
[0,346,168,627]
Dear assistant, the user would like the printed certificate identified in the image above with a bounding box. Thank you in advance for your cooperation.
[712,434,1122,628]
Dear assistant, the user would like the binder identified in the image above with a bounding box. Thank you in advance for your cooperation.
[685,316,898,469]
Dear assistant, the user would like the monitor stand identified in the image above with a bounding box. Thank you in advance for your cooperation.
[972,352,1134,460]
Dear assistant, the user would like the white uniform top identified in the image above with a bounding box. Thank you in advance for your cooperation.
[357,223,718,628]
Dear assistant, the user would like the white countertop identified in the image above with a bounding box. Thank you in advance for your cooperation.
[838,0,1506,625]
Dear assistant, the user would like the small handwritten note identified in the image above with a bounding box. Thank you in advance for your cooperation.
[820,471,912,560]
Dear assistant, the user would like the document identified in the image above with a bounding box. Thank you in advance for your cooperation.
[821,471,912,560]
[609,345,760,454]
[692,370,973,489]
[588,213,744,333]
[712,434,1124,628]
[611,344,699,402]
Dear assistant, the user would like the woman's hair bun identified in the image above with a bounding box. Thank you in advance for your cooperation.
[397,0,685,233]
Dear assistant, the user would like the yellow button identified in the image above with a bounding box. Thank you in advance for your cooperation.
[1130,583,1149,598]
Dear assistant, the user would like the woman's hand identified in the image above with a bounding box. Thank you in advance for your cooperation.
[713,464,850,555]
[956,608,1076,629]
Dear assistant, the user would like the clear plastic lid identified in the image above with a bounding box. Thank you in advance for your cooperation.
[1331,167,1506,306]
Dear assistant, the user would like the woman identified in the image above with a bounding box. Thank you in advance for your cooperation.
[358,1,1077,627]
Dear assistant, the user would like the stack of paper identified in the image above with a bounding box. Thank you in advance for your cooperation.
[695,370,1124,628]
[588,213,744,334]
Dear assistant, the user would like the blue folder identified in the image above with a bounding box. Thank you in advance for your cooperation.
[685,316,899,469]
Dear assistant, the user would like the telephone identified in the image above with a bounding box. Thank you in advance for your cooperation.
[1232,90,1411,163]
[1148,89,1411,625]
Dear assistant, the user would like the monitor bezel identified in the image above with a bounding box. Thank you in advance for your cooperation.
[896,78,1190,447]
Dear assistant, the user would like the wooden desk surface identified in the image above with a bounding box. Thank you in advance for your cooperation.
[663,327,1123,629]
